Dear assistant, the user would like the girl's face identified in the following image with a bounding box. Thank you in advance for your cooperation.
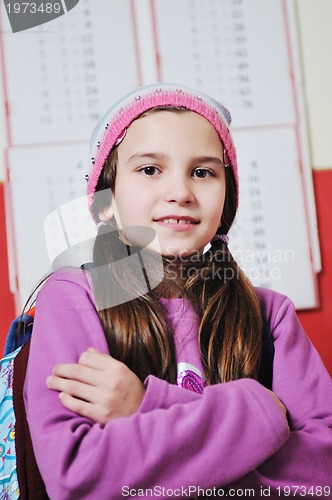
[100,110,226,257]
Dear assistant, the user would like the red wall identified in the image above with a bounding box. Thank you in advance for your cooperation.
[0,183,15,347]
[297,169,332,373]
[0,171,331,375]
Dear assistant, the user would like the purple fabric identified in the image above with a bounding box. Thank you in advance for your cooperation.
[24,269,332,499]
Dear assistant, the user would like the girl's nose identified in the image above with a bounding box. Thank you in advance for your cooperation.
[164,175,196,205]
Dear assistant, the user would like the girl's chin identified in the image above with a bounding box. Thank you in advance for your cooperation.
[160,247,204,260]
[145,239,205,259]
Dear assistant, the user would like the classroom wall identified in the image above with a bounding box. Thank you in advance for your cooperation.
[294,0,332,373]
[0,0,331,375]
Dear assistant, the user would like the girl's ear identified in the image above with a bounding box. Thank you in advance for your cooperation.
[98,204,114,222]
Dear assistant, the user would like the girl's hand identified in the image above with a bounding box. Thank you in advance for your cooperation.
[266,389,288,420]
[46,348,146,425]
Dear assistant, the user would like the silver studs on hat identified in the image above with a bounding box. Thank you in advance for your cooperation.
[85,174,89,182]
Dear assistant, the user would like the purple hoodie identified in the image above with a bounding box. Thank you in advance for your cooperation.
[24,269,332,499]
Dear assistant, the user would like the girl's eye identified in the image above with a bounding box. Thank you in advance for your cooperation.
[192,168,214,179]
[139,165,160,176]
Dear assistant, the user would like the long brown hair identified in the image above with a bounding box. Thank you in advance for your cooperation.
[91,108,262,385]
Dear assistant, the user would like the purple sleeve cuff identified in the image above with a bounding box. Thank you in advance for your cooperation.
[139,375,202,414]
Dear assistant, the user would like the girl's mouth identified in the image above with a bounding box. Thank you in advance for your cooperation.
[154,216,200,231]
[154,215,199,225]
[160,218,197,224]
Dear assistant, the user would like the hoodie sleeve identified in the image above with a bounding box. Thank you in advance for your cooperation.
[24,270,290,500]
[225,288,332,495]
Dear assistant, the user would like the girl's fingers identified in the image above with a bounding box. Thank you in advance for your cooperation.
[86,347,98,353]
[47,353,125,394]
[59,392,119,425]
[266,389,287,419]
[50,351,118,383]
[47,374,103,403]
[58,393,106,423]
[78,349,115,371]
[58,392,86,414]
[46,375,98,400]
[47,353,146,423]
[51,363,101,385]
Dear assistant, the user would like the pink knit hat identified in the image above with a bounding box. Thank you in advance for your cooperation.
[87,83,238,217]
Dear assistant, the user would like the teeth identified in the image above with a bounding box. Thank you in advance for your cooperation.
[162,218,193,224]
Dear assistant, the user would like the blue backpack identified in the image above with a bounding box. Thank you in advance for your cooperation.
[0,347,20,499]
[0,309,48,499]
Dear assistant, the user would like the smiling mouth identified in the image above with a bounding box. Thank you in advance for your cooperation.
[158,218,199,225]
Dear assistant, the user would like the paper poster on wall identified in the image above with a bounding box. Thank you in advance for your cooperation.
[0,0,139,145]
[0,0,320,310]
[229,127,316,309]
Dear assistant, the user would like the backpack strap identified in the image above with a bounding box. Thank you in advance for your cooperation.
[13,340,49,499]
[257,310,274,390]
[4,308,35,356]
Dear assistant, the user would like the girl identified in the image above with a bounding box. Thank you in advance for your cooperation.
[25,84,332,499]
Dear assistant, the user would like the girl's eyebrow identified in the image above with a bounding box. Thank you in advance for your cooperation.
[127,153,225,166]
[192,156,225,166]
[127,152,167,163]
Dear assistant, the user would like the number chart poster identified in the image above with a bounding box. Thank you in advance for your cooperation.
[0,0,320,311]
